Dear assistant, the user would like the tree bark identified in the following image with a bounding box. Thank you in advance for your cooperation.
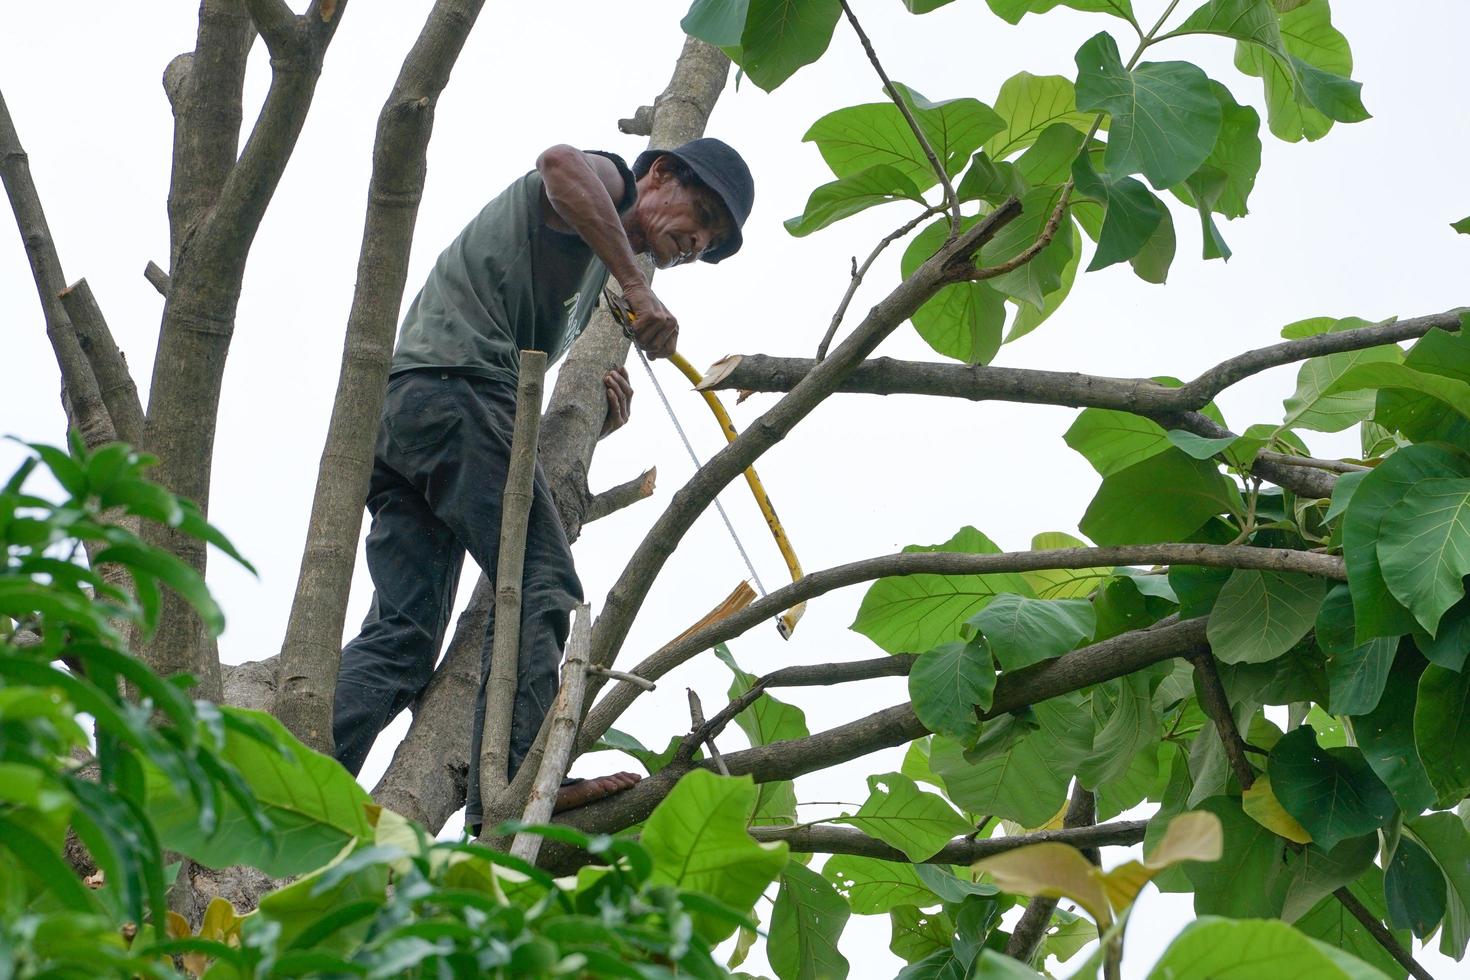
[368,35,733,833]
[272,0,494,753]
[59,279,145,446]
[142,3,344,702]
[480,352,548,802]
[0,89,117,451]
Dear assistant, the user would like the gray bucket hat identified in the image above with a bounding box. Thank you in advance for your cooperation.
[633,137,754,263]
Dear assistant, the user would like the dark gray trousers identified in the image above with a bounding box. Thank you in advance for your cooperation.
[332,369,582,828]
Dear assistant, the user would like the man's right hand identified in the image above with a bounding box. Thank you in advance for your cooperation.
[622,282,679,359]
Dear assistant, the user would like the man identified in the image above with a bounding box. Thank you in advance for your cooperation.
[331,138,755,831]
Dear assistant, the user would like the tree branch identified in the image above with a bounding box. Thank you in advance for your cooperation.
[837,0,959,233]
[963,183,1074,283]
[583,467,657,525]
[59,279,144,446]
[480,351,548,800]
[749,818,1142,867]
[1334,887,1437,980]
[563,616,1209,850]
[817,205,942,360]
[272,0,491,750]
[0,89,116,450]
[1192,652,1436,980]
[509,604,592,864]
[1255,451,1368,474]
[1005,785,1095,965]
[242,0,297,55]
[1176,309,1467,408]
[580,547,1332,752]
[144,260,171,297]
[578,200,1022,735]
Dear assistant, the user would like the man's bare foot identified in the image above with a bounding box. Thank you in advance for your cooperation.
[553,771,642,813]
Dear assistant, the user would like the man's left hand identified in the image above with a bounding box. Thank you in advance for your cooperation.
[600,366,634,437]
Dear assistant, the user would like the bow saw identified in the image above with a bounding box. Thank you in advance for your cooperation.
[604,287,805,639]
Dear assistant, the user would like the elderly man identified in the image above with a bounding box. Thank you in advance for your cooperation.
[331,138,754,830]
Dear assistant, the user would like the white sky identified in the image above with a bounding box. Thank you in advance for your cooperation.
[3,1,1467,976]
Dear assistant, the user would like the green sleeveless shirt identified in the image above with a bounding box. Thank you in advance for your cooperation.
[390,150,638,385]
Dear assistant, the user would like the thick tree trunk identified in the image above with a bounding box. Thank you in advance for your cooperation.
[367,36,733,834]
[141,3,344,703]
[272,0,493,753]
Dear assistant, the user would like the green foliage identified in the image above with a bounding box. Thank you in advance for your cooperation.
[852,526,1032,654]
[833,773,971,861]
[1269,726,1397,851]
[0,440,256,950]
[1206,569,1324,664]
[1146,916,1390,979]
[769,861,851,980]
[1079,449,1242,545]
[641,770,790,942]
[908,636,995,739]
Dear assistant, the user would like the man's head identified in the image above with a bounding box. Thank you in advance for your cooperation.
[631,138,753,268]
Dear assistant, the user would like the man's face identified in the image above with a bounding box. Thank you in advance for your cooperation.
[636,158,734,269]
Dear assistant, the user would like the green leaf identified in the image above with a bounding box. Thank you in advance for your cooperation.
[1325,637,1395,716]
[770,860,851,980]
[144,708,372,877]
[1453,216,1470,236]
[956,153,1027,205]
[714,644,810,747]
[805,86,1005,189]
[984,73,1095,162]
[980,185,1077,309]
[785,165,925,237]
[731,0,842,92]
[984,0,1137,27]
[1378,478,1470,636]
[1080,449,1242,546]
[1070,151,1167,271]
[1281,317,1402,432]
[1295,865,1405,978]
[1006,223,1082,344]
[1414,663,1470,807]
[1343,445,1470,644]
[931,698,1093,826]
[1405,812,1470,958]
[852,526,1033,654]
[1074,31,1222,188]
[1415,595,1470,672]
[1170,0,1284,51]
[1064,409,1171,477]
[889,905,955,964]
[1279,834,1378,923]
[1128,204,1176,283]
[1145,916,1393,980]
[1184,797,1286,918]
[1377,327,1470,450]
[1385,837,1446,939]
[643,770,789,942]
[901,216,1008,364]
[1207,569,1324,665]
[909,637,995,739]
[1269,725,1397,851]
[834,773,971,862]
[92,542,225,637]
[681,0,747,48]
[1013,123,1087,187]
[1354,650,1436,813]
[1021,530,1112,599]
[1232,0,1367,143]
[1080,670,1162,789]
[823,855,936,915]
[1334,362,1470,432]
[967,594,1094,670]
[1166,430,1238,460]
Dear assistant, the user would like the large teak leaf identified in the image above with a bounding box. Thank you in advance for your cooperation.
[1269,725,1397,851]
[834,773,972,862]
[1206,569,1324,665]
[1073,31,1222,189]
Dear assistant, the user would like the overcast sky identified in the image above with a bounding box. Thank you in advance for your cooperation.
[3,1,1468,976]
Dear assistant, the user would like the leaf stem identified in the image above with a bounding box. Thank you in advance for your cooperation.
[1132,0,1185,65]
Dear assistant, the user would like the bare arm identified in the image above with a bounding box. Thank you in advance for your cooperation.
[536,146,678,357]
[536,145,645,293]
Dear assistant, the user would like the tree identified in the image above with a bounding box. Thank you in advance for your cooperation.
[3,1,1470,978]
